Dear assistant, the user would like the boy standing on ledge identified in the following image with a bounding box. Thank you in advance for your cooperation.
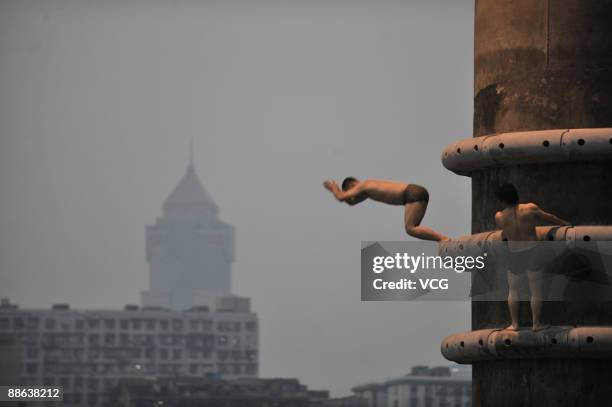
[323,177,449,242]
[495,183,570,331]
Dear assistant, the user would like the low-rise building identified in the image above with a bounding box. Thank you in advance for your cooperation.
[111,376,366,407]
[352,366,471,407]
[0,297,258,406]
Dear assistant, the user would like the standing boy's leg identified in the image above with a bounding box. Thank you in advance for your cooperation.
[506,270,521,331]
[528,269,551,331]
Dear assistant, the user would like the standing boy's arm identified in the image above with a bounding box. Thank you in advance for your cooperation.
[323,179,364,202]
[532,204,571,226]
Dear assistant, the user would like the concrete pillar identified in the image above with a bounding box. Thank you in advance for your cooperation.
[472,0,612,405]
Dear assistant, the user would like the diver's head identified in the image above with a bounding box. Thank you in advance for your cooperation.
[341,177,366,206]
[341,177,359,191]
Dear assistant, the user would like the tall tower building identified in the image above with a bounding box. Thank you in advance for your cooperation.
[440,1,612,406]
[142,154,234,310]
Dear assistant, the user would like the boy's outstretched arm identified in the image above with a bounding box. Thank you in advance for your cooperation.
[531,204,571,226]
[323,179,363,203]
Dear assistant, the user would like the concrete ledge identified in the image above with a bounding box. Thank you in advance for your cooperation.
[439,225,612,257]
[441,128,612,176]
[441,327,612,364]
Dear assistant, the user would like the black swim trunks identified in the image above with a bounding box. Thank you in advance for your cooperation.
[403,184,429,204]
[507,243,554,275]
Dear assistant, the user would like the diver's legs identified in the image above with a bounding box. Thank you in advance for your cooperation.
[404,200,449,242]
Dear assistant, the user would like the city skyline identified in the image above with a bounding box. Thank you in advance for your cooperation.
[0,0,473,396]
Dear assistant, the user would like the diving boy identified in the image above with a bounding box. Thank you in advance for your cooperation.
[323,177,449,242]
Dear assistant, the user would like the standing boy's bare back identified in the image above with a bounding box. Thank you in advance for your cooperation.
[496,204,548,251]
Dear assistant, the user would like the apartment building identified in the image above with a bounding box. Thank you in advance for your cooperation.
[0,296,258,406]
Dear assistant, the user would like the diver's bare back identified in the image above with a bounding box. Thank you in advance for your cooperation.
[496,204,539,250]
[361,179,409,205]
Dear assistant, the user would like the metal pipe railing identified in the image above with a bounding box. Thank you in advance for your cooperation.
[439,226,612,257]
[442,128,612,176]
[442,326,612,364]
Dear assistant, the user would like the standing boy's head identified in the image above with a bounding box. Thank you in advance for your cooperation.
[496,183,519,206]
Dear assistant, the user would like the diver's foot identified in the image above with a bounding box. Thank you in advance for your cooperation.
[532,324,551,332]
[504,324,520,331]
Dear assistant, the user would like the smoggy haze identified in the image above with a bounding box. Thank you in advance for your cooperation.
[0,0,473,396]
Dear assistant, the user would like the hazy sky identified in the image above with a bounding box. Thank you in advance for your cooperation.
[0,0,473,396]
